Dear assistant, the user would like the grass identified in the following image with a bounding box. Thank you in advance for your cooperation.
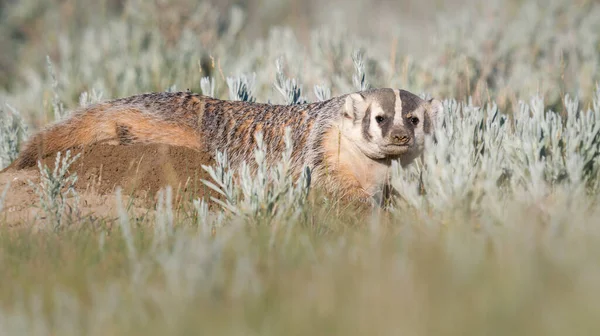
[2,0,600,334]
[1,206,600,335]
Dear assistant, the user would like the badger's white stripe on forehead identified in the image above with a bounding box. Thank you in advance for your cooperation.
[393,89,404,126]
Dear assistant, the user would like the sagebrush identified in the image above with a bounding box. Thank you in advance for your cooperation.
[1,0,600,335]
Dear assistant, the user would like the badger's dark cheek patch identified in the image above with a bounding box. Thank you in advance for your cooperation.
[362,106,372,141]
[379,118,392,138]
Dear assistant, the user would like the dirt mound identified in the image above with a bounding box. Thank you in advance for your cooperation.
[38,143,218,197]
[0,143,223,225]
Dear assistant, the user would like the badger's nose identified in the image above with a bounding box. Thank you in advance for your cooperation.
[391,129,411,145]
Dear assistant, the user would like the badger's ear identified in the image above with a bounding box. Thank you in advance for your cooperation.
[427,98,444,131]
[344,93,369,121]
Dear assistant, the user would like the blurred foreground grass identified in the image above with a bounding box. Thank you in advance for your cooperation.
[2,200,600,335]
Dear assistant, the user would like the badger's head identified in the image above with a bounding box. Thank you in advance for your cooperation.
[341,88,443,163]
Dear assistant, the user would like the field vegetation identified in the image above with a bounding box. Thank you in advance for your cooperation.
[1,0,600,334]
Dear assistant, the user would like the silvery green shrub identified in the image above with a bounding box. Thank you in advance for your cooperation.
[0,104,28,170]
[227,73,257,102]
[201,127,311,225]
[391,86,600,216]
[28,150,81,230]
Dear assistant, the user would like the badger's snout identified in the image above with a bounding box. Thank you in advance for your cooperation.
[390,128,412,145]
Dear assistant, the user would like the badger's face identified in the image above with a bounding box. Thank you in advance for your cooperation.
[341,88,444,161]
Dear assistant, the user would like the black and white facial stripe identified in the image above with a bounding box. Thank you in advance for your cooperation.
[360,88,428,143]
[360,88,396,141]
[398,90,432,135]
[341,87,442,160]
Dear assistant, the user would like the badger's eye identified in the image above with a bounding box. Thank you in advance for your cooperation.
[410,117,420,125]
[375,116,385,124]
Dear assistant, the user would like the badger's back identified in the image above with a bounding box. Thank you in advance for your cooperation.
[199,96,343,168]
[8,92,211,169]
[9,91,343,171]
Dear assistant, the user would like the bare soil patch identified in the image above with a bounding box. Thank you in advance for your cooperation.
[0,143,220,225]
[53,143,215,196]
